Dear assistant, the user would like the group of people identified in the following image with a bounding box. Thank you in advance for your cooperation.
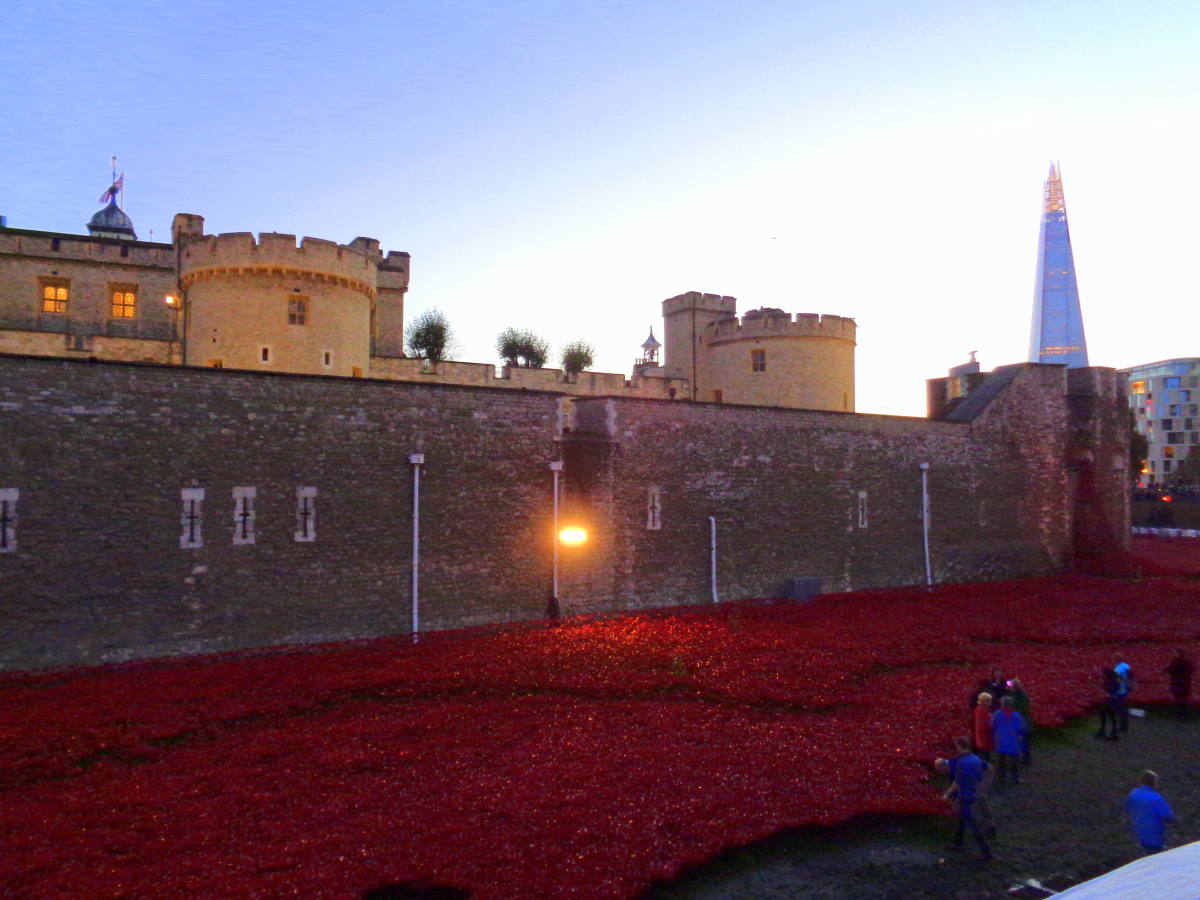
[934,650,1195,862]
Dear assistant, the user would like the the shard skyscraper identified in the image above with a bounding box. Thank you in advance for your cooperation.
[1029,162,1089,367]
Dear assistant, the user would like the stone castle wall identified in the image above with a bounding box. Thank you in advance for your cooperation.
[0,354,1128,671]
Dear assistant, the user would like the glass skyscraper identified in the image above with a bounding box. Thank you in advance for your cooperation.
[1029,163,1089,367]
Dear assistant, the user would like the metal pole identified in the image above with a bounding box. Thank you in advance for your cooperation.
[708,515,718,603]
[919,463,932,586]
[550,461,563,600]
[409,453,424,641]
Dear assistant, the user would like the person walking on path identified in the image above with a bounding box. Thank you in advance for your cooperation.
[991,696,1024,785]
[973,692,995,762]
[1009,678,1033,765]
[1114,661,1135,733]
[1096,666,1121,741]
[1124,770,1174,854]
[939,737,994,861]
[1166,649,1194,719]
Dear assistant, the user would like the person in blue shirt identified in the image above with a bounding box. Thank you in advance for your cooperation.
[991,696,1025,785]
[937,736,994,861]
[1125,770,1174,853]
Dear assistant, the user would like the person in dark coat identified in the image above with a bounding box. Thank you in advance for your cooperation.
[1114,661,1135,732]
[1096,666,1121,740]
[1008,678,1033,765]
[1166,649,1194,719]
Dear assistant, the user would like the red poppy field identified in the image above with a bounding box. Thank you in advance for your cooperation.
[3,546,1200,899]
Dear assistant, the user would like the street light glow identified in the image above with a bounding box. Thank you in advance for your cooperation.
[558,526,587,546]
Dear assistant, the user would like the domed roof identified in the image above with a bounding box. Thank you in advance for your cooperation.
[87,199,137,239]
[641,328,661,349]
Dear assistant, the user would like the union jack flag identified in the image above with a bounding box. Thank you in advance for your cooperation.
[97,174,124,204]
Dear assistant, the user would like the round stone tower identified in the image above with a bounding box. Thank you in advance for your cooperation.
[179,229,378,376]
[697,307,857,411]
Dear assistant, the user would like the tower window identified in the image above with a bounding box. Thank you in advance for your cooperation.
[39,278,69,314]
[322,351,332,368]
[179,488,205,549]
[646,486,662,530]
[260,346,271,363]
[750,349,766,372]
[856,491,868,529]
[0,488,18,553]
[232,486,256,546]
[109,284,137,318]
[712,389,723,403]
[295,486,318,542]
[288,297,308,325]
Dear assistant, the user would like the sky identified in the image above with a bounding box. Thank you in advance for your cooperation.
[4,0,1199,416]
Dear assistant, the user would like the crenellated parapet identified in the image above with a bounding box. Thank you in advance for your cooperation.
[180,231,379,298]
[706,309,856,344]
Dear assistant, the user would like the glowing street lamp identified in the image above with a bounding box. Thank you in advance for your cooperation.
[558,526,587,546]
[164,294,183,363]
[550,461,563,608]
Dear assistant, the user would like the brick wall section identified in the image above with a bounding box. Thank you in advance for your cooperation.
[0,354,561,670]
[559,364,1127,615]
[0,356,1128,670]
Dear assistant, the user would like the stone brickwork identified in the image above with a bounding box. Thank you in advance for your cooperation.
[0,354,561,670]
[557,364,1128,615]
[0,355,1128,671]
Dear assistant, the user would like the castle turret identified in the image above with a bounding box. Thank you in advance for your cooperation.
[698,308,856,410]
[179,230,380,376]
[661,292,737,396]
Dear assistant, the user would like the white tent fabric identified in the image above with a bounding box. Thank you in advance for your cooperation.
[1052,840,1200,899]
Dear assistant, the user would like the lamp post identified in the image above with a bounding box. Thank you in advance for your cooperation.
[549,460,563,613]
[409,453,425,641]
[919,462,932,587]
[164,294,181,364]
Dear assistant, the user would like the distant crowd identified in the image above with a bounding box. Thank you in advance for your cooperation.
[934,649,1195,862]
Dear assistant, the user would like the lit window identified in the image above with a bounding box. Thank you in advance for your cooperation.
[39,279,69,314]
[1130,380,1147,394]
[109,285,137,318]
[288,297,308,325]
[750,349,766,372]
[1165,446,1176,458]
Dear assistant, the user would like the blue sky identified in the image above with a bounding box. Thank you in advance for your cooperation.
[5,0,1199,415]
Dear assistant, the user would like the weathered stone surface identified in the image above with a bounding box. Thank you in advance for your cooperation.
[0,355,1128,671]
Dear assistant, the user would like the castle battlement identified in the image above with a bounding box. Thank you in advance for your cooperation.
[0,230,174,268]
[180,231,379,295]
[661,291,737,317]
[706,309,856,343]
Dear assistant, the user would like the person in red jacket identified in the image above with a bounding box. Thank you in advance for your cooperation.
[973,692,995,762]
